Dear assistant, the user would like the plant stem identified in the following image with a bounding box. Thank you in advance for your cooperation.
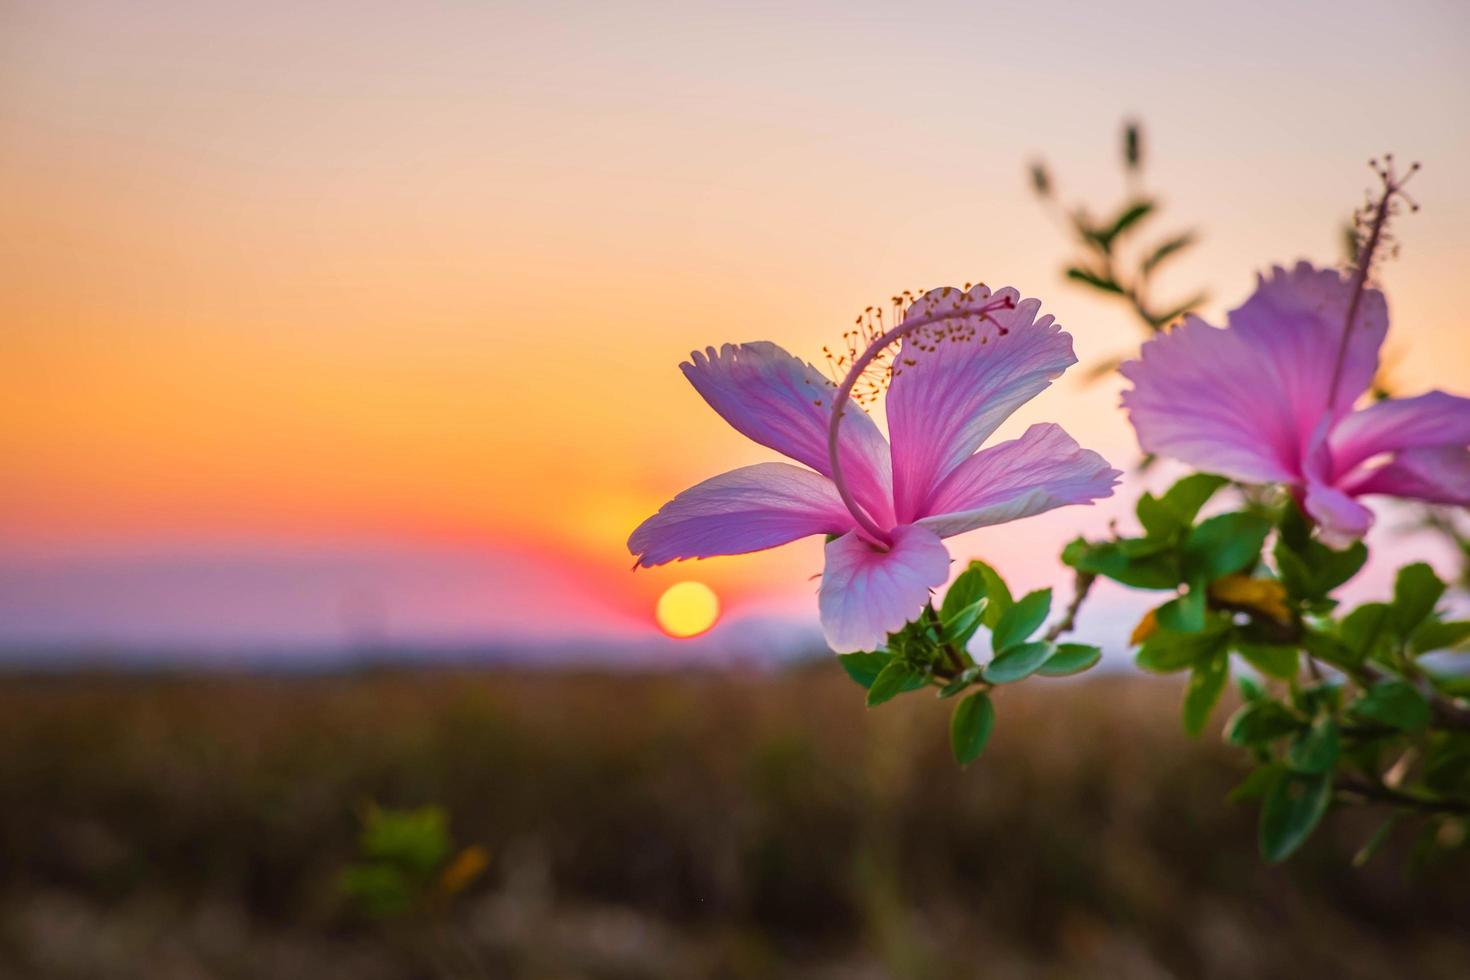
[1335,776,1470,816]
[923,604,967,675]
[1044,571,1096,643]
[1353,660,1470,733]
[1288,624,1470,733]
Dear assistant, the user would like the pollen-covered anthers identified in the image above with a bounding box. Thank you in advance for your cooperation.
[822,291,923,408]
[893,285,1018,371]
[824,285,1018,547]
[822,284,1019,408]
[888,286,1020,384]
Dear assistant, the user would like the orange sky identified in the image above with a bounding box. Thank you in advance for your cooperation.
[2,1,1468,649]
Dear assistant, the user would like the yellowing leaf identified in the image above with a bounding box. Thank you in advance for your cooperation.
[1209,574,1291,626]
[437,844,491,898]
[1131,608,1159,646]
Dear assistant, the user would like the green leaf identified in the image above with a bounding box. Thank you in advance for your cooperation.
[867,661,923,707]
[1161,473,1228,524]
[340,863,416,918]
[1117,535,1177,559]
[1423,734,1470,795]
[1037,643,1102,677]
[1155,582,1207,633]
[1225,698,1300,747]
[1259,770,1332,863]
[1391,562,1445,639]
[1277,498,1313,551]
[983,641,1053,684]
[941,565,988,622]
[838,651,892,689]
[1066,266,1124,293]
[1237,673,1265,701]
[1349,679,1431,732]
[1136,493,1181,538]
[1272,544,1314,600]
[1291,680,1343,718]
[1141,233,1196,276]
[1352,815,1402,868]
[1228,763,1281,804]
[991,589,1052,652]
[937,665,982,699]
[958,560,1012,629]
[1411,619,1470,655]
[1123,121,1142,169]
[1136,620,1229,673]
[1064,538,1180,590]
[358,805,452,876]
[1237,644,1299,680]
[1183,650,1229,736]
[1286,716,1340,774]
[950,691,996,766]
[1183,512,1269,581]
[1435,675,1470,699]
[1339,603,1393,664]
[1135,638,1200,673]
[941,599,987,648]
[1317,540,1370,592]
[1274,534,1367,601]
[1300,628,1355,672]
[1100,200,1154,245]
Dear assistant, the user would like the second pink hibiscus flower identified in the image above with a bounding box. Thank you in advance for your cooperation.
[1121,262,1470,545]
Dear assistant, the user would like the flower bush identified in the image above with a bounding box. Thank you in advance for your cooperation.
[631,147,1470,867]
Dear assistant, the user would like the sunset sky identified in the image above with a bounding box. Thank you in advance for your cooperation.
[3,1,1468,656]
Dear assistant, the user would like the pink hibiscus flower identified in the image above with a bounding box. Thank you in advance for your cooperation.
[629,285,1120,653]
[1121,261,1470,544]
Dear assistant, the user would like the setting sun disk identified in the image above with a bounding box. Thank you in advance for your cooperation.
[656,581,720,638]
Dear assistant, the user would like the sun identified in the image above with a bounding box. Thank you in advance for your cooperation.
[655,581,720,638]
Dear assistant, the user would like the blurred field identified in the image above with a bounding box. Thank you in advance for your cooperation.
[0,666,1466,979]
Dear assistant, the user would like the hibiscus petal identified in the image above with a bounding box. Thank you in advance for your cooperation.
[886,285,1076,523]
[1121,314,1303,484]
[682,342,894,528]
[1122,263,1391,487]
[915,423,1120,538]
[818,524,949,654]
[1303,479,1376,547]
[1340,446,1470,507]
[1328,391,1470,477]
[629,462,855,567]
[1227,261,1388,427]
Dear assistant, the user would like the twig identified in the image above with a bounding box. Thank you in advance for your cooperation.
[1044,571,1096,643]
[923,604,967,675]
[1354,660,1470,733]
[1335,776,1470,816]
[1278,623,1470,733]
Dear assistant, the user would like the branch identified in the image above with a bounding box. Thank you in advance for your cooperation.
[1286,624,1470,733]
[1335,776,1470,816]
[1044,571,1096,643]
[1355,661,1470,734]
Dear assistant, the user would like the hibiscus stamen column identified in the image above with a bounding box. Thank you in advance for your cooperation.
[1326,156,1419,409]
[825,291,1016,551]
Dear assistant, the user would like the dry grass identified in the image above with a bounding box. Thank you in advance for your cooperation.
[0,666,1465,978]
